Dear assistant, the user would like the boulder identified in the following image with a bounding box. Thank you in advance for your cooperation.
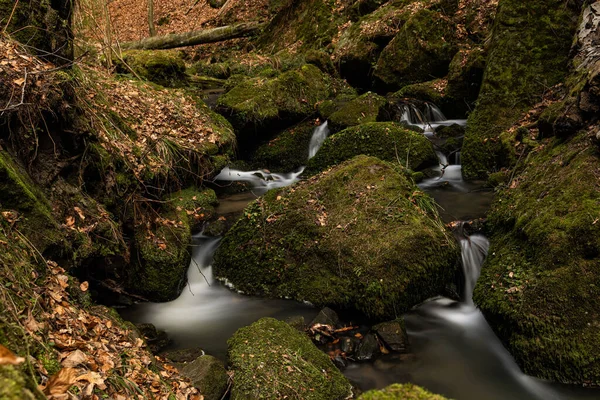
[305,122,437,175]
[358,383,449,399]
[374,8,457,91]
[373,320,408,352]
[179,355,228,400]
[214,155,459,320]
[115,50,186,87]
[135,323,171,354]
[228,318,352,400]
[474,130,600,385]
[161,348,205,363]
[328,92,387,132]
[309,307,341,328]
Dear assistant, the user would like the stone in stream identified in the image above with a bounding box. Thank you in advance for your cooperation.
[355,333,380,361]
[135,323,171,354]
[215,155,459,321]
[373,320,409,353]
[178,355,228,400]
[228,318,352,400]
[358,383,449,400]
[309,307,341,329]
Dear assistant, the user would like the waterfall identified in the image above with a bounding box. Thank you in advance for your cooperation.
[214,166,304,194]
[424,103,447,122]
[459,231,490,304]
[308,121,329,159]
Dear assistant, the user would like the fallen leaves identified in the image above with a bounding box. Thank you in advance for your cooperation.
[0,344,25,365]
[42,367,77,397]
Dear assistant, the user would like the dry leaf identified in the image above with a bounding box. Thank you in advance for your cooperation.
[13,77,25,86]
[74,206,85,221]
[80,281,89,292]
[77,371,106,389]
[43,367,77,396]
[0,344,25,365]
[65,216,75,228]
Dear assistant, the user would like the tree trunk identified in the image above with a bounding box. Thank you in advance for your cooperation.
[148,0,156,37]
[120,22,263,50]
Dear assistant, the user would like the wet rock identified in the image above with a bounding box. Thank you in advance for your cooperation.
[436,124,465,138]
[228,318,352,399]
[115,50,186,87]
[358,383,449,399]
[355,333,379,361]
[215,156,459,320]
[179,355,228,400]
[340,337,358,355]
[135,323,171,354]
[328,92,387,132]
[373,320,408,352]
[161,348,205,363]
[309,307,341,329]
[286,315,306,331]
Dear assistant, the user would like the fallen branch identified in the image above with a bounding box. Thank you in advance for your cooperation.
[120,22,263,50]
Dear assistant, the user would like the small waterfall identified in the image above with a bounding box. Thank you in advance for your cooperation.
[308,121,329,159]
[453,151,462,166]
[424,103,447,122]
[459,231,490,304]
[214,166,304,194]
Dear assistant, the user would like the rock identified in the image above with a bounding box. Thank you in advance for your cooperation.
[115,50,186,87]
[216,64,332,145]
[328,92,387,132]
[358,383,449,399]
[436,124,465,139]
[393,80,446,109]
[445,47,486,115]
[179,355,228,400]
[340,337,358,355]
[286,315,306,331]
[135,323,171,354]
[215,156,459,320]
[228,318,352,399]
[373,320,408,352]
[161,348,205,363]
[305,122,437,175]
[309,307,341,329]
[355,333,379,361]
[461,1,581,179]
[374,8,457,91]
[474,130,600,385]
[0,366,35,400]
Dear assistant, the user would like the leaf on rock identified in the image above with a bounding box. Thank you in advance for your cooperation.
[0,344,25,365]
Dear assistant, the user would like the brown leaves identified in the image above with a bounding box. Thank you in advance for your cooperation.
[0,344,25,365]
[42,367,77,397]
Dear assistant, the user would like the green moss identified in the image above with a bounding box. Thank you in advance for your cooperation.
[461,0,580,179]
[179,355,227,400]
[474,131,600,385]
[328,92,387,132]
[374,8,457,91]
[115,50,186,87]
[305,122,437,175]
[250,120,319,172]
[216,64,333,140]
[167,187,218,231]
[228,318,351,399]
[358,383,450,399]
[0,366,36,400]
[214,156,459,320]
[395,80,445,104]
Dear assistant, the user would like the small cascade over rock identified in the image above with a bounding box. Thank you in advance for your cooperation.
[390,100,467,134]
[308,120,329,159]
[458,225,490,304]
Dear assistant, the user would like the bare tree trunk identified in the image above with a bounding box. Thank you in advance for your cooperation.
[148,0,156,37]
[120,22,263,50]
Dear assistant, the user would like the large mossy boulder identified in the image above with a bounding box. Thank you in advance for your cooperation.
[179,355,228,400]
[328,92,387,132]
[305,122,437,175]
[216,64,332,145]
[214,156,459,319]
[461,0,581,179]
[374,8,457,91]
[0,366,35,400]
[358,383,449,399]
[132,188,217,301]
[228,318,352,399]
[250,120,319,172]
[474,131,600,385]
[115,50,186,87]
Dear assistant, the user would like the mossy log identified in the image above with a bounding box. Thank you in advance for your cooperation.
[120,22,264,50]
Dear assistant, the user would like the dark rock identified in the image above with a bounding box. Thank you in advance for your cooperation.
[340,337,357,355]
[135,323,171,354]
[436,124,465,138]
[161,348,205,363]
[286,315,306,331]
[373,320,408,352]
[179,355,228,400]
[309,307,340,329]
[355,333,379,361]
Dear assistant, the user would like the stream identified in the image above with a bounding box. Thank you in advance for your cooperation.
[122,107,598,399]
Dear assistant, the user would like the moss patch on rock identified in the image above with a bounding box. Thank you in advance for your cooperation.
[179,355,227,400]
[474,131,600,385]
[214,155,459,320]
[374,8,457,91]
[461,0,580,179]
[115,50,186,87]
[228,318,351,399]
[358,383,449,399]
[329,92,387,132]
[0,366,36,400]
[305,122,437,175]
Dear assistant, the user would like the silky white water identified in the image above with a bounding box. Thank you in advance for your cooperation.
[308,120,330,159]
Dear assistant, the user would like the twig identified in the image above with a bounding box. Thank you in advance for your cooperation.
[0,67,29,112]
[2,0,19,33]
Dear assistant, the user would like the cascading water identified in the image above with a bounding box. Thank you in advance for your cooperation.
[398,102,467,134]
[308,120,329,159]
[460,232,489,304]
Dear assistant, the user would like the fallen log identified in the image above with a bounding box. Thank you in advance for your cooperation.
[120,22,263,50]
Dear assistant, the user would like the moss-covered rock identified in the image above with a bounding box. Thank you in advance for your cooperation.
[228,318,352,399]
[0,366,35,400]
[474,131,600,385]
[394,80,446,106]
[358,383,449,399]
[132,188,216,301]
[461,0,580,179]
[179,355,228,400]
[445,47,485,108]
[115,50,186,87]
[374,8,457,91]
[214,155,459,319]
[250,120,320,172]
[216,64,333,145]
[305,122,437,175]
[328,92,387,132]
